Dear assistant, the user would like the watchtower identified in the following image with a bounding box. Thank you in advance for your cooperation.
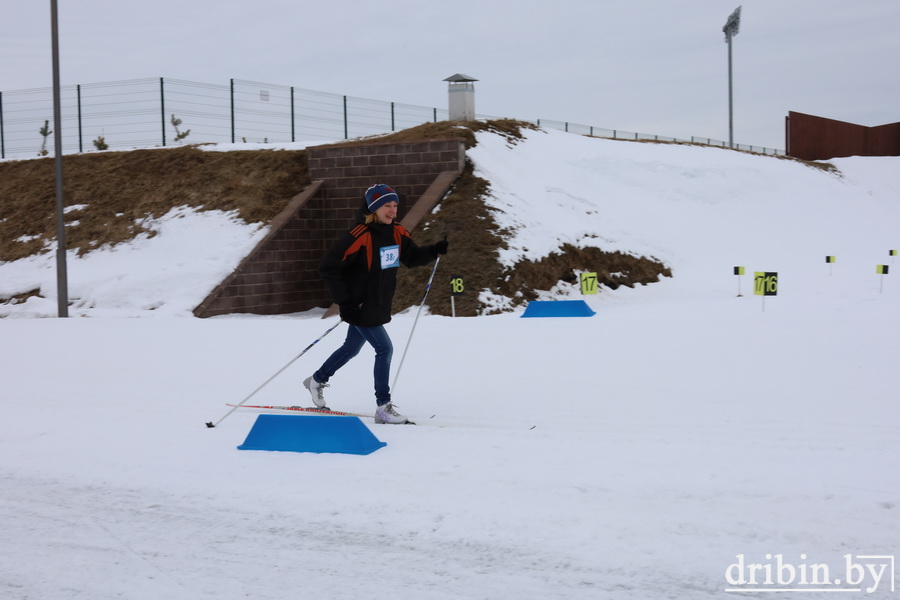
[444,73,478,121]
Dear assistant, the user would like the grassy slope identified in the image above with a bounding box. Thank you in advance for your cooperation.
[0,121,671,316]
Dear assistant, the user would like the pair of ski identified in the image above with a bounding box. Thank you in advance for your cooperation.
[226,403,417,425]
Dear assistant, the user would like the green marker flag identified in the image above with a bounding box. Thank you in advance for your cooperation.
[825,256,836,263]
[877,265,890,293]
[733,266,745,296]
[754,272,778,296]
[580,272,599,295]
[449,275,464,317]
[450,275,465,296]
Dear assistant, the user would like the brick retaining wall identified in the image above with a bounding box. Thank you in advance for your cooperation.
[193,139,464,318]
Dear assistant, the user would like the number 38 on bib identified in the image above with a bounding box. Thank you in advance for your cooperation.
[380,245,400,269]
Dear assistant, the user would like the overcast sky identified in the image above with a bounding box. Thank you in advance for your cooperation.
[2,0,897,150]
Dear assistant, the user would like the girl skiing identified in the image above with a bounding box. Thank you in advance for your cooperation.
[304,184,448,423]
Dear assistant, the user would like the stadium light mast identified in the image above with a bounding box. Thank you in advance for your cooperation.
[50,0,69,317]
[723,5,742,149]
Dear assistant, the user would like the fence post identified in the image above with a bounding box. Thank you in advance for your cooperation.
[0,91,4,159]
[230,78,235,143]
[160,77,166,147]
[290,86,295,142]
[433,107,437,122]
[391,101,395,131]
[77,84,83,153]
[343,95,348,139]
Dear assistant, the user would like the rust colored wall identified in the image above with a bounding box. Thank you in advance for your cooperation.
[193,139,465,318]
[869,121,900,156]
[786,111,900,160]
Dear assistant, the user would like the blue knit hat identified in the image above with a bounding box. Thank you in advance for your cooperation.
[365,184,399,213]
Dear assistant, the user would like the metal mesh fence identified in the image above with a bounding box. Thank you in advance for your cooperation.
[0,77,784,159]
[536,119,783,156]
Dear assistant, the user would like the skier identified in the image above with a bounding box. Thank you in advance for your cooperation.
[304,184,448,424]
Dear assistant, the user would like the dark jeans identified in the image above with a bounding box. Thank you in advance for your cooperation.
[314,324,393,406]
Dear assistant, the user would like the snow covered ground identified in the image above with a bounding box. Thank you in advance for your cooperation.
[1,128,898,599]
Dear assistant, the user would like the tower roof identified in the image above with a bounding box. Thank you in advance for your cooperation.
[443,73,478,83]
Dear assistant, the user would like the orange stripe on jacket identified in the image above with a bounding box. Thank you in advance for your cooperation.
[393,225,411,246]
[343,227,373,269]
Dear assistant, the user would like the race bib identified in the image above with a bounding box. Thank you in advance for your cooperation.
[380,244,400,269]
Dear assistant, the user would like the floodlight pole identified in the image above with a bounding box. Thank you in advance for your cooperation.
[726,32,734,148]
[723,6,742,149]
[50,0,69,317]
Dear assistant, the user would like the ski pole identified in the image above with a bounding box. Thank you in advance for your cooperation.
[391,254,441,394]
[206,319,343,428]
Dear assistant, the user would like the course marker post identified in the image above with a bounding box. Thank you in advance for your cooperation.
[877,264,889,293]
[754,271,778,311]
[733,266,745,296]
[450,274,464,318]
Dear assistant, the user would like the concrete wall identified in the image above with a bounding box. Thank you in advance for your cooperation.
[193,139,465,318]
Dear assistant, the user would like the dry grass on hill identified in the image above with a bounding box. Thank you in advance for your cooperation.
[0,147,309,262]
[1,120,673,315]
[341,118,536,150]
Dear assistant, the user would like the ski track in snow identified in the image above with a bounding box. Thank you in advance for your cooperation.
[2,129,900,599]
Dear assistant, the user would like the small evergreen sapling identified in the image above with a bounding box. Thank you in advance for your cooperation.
[170,114,190,142]
[39,120,52,156]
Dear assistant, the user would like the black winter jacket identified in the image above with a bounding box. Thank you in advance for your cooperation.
[319,222,438,326]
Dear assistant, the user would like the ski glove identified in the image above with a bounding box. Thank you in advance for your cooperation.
[339,303,359,323]
[433,238,449,255]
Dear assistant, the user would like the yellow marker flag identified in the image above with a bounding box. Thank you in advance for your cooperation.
[580,272,598,295]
